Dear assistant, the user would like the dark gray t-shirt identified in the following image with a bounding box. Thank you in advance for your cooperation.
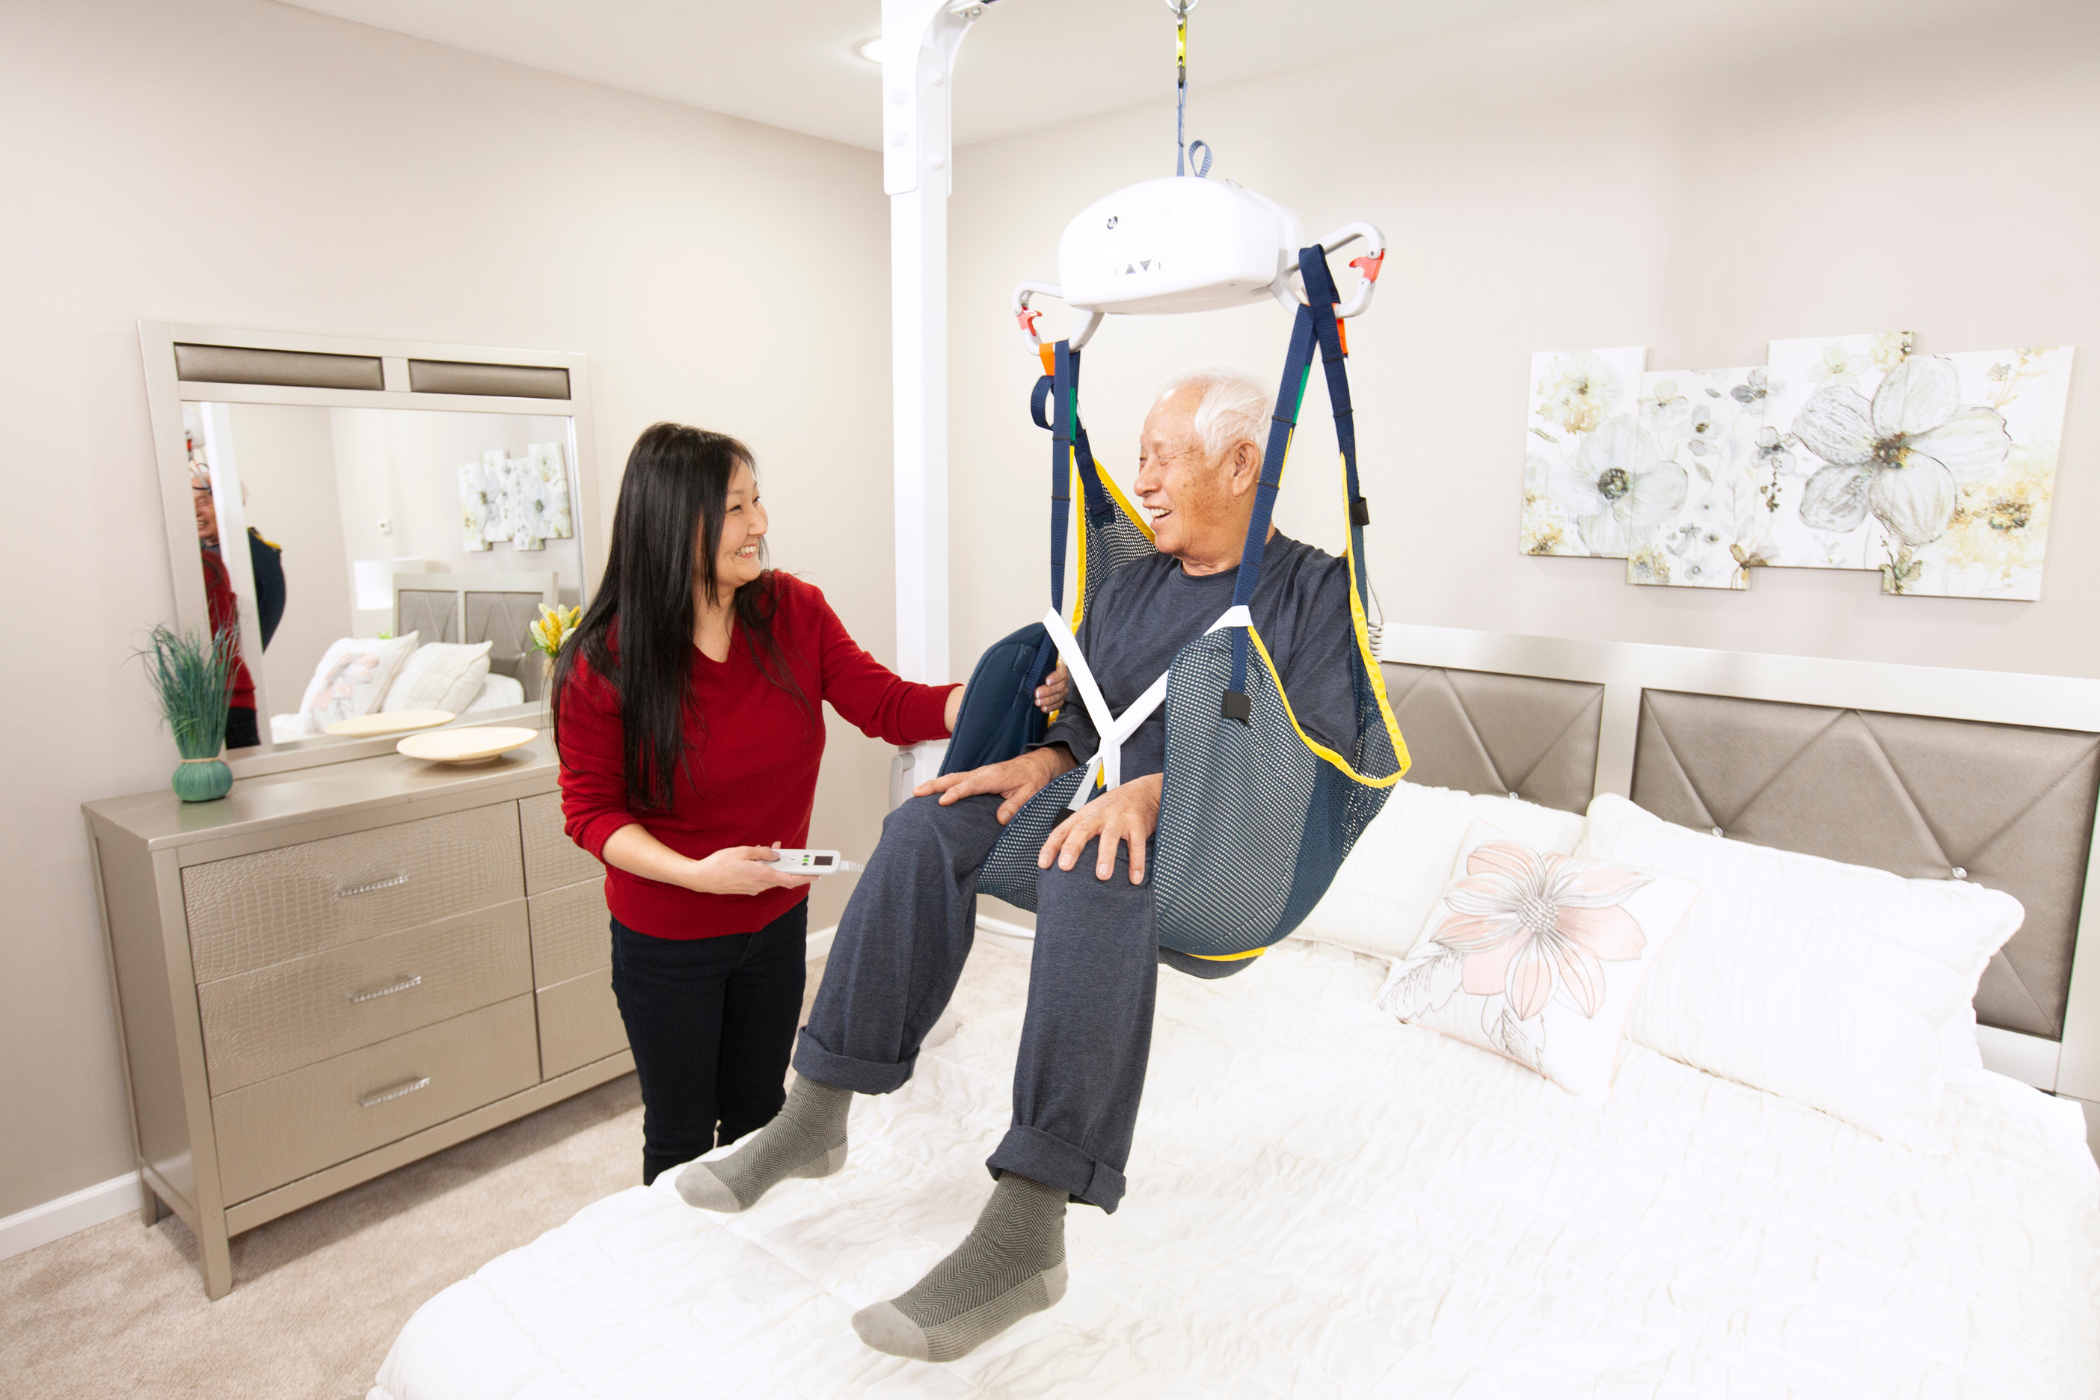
[1039,532,1359,780]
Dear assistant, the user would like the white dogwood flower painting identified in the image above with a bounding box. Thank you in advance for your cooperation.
[1523,348,1647,557]
[1548,416,1687,558]
[1794,355,2009,548]
[1880,348,2074,598]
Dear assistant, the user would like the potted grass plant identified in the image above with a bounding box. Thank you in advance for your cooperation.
[140,623,239,802]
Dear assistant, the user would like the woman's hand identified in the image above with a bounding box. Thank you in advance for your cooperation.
[915,745,1075,825]
[1037,773,1162,884]
[1035,661,1070,715]
[684,843,818,896]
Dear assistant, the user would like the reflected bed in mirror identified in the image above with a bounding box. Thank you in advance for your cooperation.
[142,324,599,776]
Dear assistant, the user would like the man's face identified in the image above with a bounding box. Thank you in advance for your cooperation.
[193,484,218,543]
[1134,387,1228,561]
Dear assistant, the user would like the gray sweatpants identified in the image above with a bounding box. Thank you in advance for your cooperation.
[793,793,1241,1213]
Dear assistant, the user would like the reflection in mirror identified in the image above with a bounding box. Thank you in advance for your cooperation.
[186,403,586,752]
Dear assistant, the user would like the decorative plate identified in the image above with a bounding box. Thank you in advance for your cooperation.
[324,710,456,738]
[396,726,539,766]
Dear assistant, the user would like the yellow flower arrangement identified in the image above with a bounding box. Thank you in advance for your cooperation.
[528,603,582,658]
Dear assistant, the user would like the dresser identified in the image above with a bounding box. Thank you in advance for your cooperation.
[83,732,630,1298]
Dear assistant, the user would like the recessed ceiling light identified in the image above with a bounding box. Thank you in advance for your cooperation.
[855,37,886,64]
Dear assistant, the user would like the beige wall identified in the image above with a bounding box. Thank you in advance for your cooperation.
[221,404,355,711]
[0,0,890,1219]
[947,0,2100,683]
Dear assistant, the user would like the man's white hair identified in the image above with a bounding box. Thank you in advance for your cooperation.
[1156,365,1272,462]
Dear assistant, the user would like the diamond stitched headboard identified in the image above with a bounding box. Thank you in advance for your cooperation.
[1632,689,2100,1040]
[1380,663,1603,815]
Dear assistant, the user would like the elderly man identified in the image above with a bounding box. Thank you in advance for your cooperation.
[680,366,1360,1361]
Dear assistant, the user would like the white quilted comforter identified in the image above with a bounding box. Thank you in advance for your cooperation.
[372,942,2100,1399]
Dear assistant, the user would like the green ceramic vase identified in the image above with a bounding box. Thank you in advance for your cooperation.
[172,756,233,802]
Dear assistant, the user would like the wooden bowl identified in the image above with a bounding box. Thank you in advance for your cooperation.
[324,710,456,738]
[396,726,539,766]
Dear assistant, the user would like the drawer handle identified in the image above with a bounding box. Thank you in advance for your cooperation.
[337,872,410,900]
[358,1076,431,1109]
[347,974,422,1004]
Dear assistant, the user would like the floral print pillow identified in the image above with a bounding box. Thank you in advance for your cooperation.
[1376,822,1698,1105]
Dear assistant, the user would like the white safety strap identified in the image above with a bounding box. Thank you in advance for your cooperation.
[1041,605,1250,810]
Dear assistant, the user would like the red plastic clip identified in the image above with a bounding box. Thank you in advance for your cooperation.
[1018,306,1043,339]
[1349,250,1385,283]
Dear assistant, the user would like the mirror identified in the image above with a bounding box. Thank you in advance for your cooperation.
[187,402,587,748]
[144,325,599,772]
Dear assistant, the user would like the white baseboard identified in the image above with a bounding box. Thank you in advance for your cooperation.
[0,1172,142,1262]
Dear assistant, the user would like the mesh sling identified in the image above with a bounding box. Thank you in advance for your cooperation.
[963,245,1410,962]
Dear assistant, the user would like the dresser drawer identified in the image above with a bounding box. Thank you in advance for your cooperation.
[536,967,628,1079]
[520,792,601,895]
[211,996,539,1203]
[198,901,532,1094]
[183,803,527,982]
[528,880,610,988]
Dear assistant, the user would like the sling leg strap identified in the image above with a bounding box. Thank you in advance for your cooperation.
[1041,605,1250,808]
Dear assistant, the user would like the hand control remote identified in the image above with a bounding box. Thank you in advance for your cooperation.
[760,848,862,875]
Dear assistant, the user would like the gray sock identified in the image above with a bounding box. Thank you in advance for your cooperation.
[675,1076,850,1212]
[852,1173,1069,1362]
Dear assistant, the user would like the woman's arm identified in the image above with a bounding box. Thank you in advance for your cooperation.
[600,825,815,896]
[805,582,959,744]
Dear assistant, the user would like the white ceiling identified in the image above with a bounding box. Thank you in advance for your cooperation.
[281,0,1580,151]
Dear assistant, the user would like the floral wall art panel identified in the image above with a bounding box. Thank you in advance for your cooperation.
[1874,347,2073,598]
[1523,346,1648,557]
[529,442,574,540]
[1517,333,2067,601]
[1758,332,1914,572]
[459,459,492,552]
[1626,367,1770,590]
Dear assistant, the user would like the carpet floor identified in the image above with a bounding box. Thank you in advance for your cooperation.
[0,941,1033,1400]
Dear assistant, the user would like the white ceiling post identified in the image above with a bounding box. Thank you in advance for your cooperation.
[883,0,981,796]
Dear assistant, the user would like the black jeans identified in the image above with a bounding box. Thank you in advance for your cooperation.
[224,705,259,751]
[610,901,809,1185]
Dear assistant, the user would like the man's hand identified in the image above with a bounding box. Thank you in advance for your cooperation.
[1037,773,1162,884]
[914,746,1075,825]
[1034,660,1070,715]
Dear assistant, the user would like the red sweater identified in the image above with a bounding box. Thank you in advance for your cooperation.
[557,573,957,939]
[201,548,255,710]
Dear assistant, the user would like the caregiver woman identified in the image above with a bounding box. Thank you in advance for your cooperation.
[556,423,1050,1184]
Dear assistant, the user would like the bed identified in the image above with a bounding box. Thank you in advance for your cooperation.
[369,626,2100,1399]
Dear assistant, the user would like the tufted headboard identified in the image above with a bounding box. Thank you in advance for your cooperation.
[1376,624,2100,1115]
[1382,663,1601,814]
[1630,690,2100,1041]
[393,571,558,701]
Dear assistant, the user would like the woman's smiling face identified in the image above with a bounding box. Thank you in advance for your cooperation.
[702,457,768,601]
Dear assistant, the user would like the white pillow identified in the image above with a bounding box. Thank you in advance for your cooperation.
[1376,820,1698,1104]
[381,641,492,715]
[295,633,419,734]
[463,672,526,713]
[1293,781,1588,961]
[1578,793,2023,1152]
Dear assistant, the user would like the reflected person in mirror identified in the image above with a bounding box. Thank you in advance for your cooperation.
[191,463,284,751]
[552,423,1068,1187]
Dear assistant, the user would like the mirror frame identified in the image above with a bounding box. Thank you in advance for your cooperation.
[139,320,602,778]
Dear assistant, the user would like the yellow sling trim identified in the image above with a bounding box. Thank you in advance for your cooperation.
[1071,452,1088,632]
[1187,945,1270,962]
[1238,418,1409,788]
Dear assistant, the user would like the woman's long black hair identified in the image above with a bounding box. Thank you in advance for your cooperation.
[553,422,809,811]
